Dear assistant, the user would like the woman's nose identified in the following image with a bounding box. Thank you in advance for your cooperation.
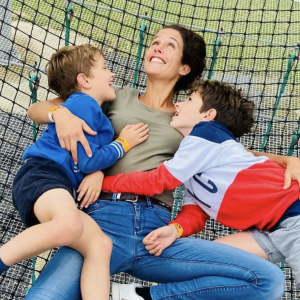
[154,45,162,53]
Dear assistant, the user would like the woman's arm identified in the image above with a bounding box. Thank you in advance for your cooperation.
[248,148,300,190]
[27,97,64,123]
[27,98,96,163]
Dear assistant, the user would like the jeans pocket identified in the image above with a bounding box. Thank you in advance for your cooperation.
[84,199,112,214]
[152,205,172,225]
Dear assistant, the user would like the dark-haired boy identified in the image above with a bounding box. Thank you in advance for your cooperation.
[101,79,300,299]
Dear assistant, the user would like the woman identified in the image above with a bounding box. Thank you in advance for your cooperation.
[24,25,289,300]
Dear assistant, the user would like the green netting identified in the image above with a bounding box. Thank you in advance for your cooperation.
[0,0,299,299]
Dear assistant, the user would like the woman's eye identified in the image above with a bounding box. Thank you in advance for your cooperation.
[168,43,175,48]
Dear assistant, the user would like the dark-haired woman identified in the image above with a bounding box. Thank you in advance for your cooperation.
[25,25,287,300]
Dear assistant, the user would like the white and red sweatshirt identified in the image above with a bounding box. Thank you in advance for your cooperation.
[102,121,299,237]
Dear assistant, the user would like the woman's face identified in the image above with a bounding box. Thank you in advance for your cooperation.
[144,28,187,82]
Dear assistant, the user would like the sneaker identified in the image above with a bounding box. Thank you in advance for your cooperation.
[111,283,144,300]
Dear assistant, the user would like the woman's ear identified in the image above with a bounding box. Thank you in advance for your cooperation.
[77,73,91,89]
[179,64,191,76]
[203,108,217,121]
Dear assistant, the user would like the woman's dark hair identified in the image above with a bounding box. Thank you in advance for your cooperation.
[163,24,206,92]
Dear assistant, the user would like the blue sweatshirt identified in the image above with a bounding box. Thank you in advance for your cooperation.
[23,92,124,189]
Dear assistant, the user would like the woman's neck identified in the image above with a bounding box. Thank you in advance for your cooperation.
[139,80,175,112]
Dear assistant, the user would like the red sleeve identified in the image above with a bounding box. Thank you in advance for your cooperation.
[102,164,182,196]
[169,204,210,237]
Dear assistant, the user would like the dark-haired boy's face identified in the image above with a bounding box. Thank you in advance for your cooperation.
[170,92,208,137]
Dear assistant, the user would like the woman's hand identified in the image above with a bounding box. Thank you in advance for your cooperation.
[53,107,97,164]
[250,149,300,192]
[77,171,104,208]
[283,156,300,190]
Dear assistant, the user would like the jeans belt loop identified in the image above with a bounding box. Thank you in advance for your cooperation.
[146,196,152,208]
[112,192,117,202]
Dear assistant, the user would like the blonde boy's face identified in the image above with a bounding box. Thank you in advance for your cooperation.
[87,54,115,104]
[170,91,209,137]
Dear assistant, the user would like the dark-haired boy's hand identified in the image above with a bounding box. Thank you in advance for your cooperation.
[143,225,178,256]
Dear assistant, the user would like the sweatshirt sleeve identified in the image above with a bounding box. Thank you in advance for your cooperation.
[169,203,210,237]
[102,163,182,196]
[64,95,124,174]
[102,130,220,194]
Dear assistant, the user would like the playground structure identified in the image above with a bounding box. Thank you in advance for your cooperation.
[0,0,300,299]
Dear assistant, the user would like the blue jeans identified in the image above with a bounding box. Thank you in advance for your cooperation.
[25,200,284,300]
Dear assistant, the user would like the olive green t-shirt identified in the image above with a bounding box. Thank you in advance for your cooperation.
[103,86,183,207]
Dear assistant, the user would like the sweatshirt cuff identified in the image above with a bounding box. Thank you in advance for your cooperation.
[110,141,125,158]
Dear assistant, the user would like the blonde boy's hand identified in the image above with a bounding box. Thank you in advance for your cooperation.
[119,123,149,149]
[77,171,104,208]
[142,225,178,256]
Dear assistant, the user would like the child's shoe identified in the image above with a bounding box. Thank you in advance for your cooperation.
[112,283,144,300]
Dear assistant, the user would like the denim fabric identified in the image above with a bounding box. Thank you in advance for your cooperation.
[25,200,285,300]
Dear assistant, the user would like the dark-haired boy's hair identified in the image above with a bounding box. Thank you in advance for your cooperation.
[163,24,206,92]
[47,44,103,100]
[191,80,254,138]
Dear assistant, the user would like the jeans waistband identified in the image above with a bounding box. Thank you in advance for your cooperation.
[98,192,171,212]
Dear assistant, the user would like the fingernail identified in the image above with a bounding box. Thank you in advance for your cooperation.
[88,153,92,158]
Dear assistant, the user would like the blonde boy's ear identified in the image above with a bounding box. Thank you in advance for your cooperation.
[77,73,91,89]
[203,108,217,121]
[179,65,191,76]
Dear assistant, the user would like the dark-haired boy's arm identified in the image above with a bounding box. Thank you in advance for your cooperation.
[142,202,209,256]
[102,135,219,195]
[169,204,210,237]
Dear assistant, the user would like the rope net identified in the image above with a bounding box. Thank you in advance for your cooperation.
[0,0,299,298]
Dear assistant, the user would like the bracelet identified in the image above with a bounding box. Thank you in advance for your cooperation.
[48,105,61,122]
[115,137,131,153]
[169,223,183,238]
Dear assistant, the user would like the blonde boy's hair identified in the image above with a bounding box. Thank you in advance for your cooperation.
[47,44,103,100]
